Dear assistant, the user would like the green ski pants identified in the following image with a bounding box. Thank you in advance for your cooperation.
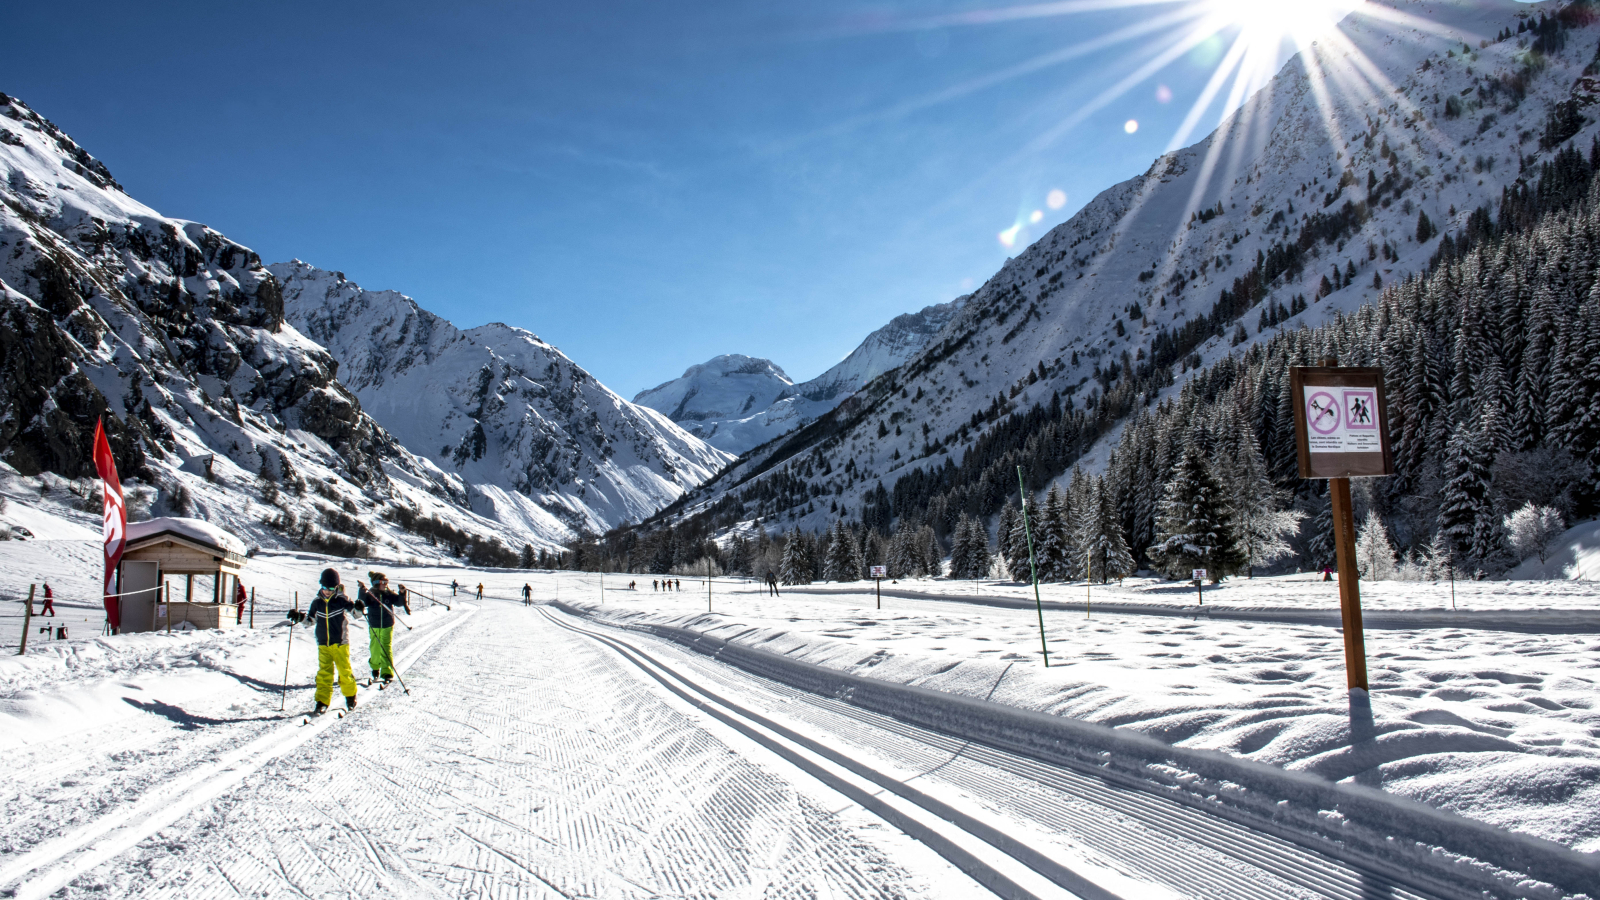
[368,626,395,677]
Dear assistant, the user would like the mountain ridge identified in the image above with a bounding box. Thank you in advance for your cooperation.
[639,0,1588,541]
[633,298,963,455]
[271,260,732,540]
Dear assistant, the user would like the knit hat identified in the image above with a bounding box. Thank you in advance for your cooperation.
[320,568,340,588]
[368,571,386,584]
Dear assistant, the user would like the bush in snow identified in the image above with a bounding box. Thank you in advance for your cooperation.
[124,483,156,520]
[1503,502,1566,565]
[1354,509,1396,580]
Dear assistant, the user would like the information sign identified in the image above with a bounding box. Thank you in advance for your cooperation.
[870,565,887,578]
[1290,367,1393,478]
[1191,568,1206,581]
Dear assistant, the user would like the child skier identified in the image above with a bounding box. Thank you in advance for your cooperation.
[358,571,409,685]
[288,568,364,715]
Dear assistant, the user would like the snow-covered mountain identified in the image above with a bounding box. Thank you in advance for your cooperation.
[662,0,1596,533]
[635,299,962,455]
[0,90,722,559]
[271,261,732,537]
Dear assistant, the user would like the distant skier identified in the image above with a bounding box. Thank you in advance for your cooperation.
[652,579,658,591]
[476,583,484,600]
[1322,566,1333,582]
[451,579,458,597]
[674,578,681,591]
[234,581,247,623]
[287,568,363,715]
[40,583,54,617]
[358,571,409,686]
[765,572,779,596]
[522,583,532,605]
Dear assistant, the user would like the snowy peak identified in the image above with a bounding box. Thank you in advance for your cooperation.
[802,299,964,402]
[271,260,734,537]
[634,354,795,424]
[636,298,964,456]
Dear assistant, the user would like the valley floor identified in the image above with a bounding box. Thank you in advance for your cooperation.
[2,549,1598,899]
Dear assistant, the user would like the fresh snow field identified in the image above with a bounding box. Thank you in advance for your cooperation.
[3,533,1599,898]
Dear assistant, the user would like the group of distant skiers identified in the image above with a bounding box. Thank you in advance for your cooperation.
[651,578,682,591]
[287,568,410,716]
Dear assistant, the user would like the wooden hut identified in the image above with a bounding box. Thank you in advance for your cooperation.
[118,518,249,632]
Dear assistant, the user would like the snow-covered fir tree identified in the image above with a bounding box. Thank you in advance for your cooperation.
[779,528,813,585]
[1439,423,1493,567]
[1148,444,1244,581]
[1082,477,1135,583]
[1030,485,1072,581]
[949,514,992,580]
[995,501,1027,580]
[1222,428,1304,577]
[822,521,858,581]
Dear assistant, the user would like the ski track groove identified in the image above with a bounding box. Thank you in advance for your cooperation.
[545,604,1489,900]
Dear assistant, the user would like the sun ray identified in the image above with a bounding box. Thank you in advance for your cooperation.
[790,4,1212,149]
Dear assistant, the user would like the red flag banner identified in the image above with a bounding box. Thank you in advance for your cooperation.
[93,419,126,630]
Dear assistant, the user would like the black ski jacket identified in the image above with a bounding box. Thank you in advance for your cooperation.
[306,587,362,646]
[359,585,408,629]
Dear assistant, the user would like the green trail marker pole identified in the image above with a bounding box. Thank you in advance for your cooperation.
[1016,466,1050,668]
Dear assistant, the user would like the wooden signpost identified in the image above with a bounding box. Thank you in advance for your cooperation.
[870,565,886,609]
[1290,364,1394,692]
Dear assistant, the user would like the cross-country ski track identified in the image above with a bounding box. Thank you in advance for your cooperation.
[0,589,1589,899]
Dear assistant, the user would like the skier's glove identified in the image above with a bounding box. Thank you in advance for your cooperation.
[286,610,305,624]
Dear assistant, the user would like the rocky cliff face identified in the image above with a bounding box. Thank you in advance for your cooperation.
[271,261,733,537]
[634,299,962,455]
[0,92,589,556]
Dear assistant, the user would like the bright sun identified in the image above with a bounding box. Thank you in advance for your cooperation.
[1208,0,1365,49]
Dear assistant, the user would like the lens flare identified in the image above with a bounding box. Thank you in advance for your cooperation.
[1155,84,1173,103]
[1029,209,1044,223]
[998,223,1023,249]
[1124,119,1139,134]
[1046,189,1067,209]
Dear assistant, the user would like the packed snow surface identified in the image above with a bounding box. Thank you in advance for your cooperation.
[571,572,1600,855]
[5,540,1599,897]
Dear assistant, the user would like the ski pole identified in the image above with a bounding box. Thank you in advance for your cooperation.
[279,593,298,711]
[389,662,410,695]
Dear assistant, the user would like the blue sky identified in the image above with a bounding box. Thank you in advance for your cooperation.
[4,1,1285,397]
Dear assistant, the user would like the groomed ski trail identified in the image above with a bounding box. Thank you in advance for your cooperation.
[0,605,475,900]
[1,601,980,899]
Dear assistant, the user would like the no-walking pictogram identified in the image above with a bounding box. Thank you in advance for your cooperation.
[1345,389,1377,430]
